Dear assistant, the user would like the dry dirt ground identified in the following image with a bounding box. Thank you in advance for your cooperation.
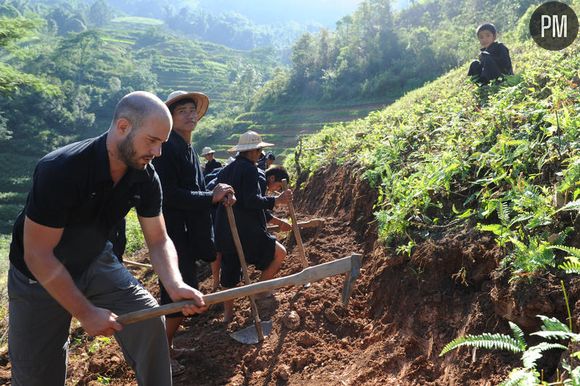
[1,162,578,385]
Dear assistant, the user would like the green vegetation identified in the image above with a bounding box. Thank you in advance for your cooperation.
[0,0,281,236]
[440,314,578,384]
[251,0,538,109]
[110,16,163,25]
[125,209,145,256]
[293,27,579,277]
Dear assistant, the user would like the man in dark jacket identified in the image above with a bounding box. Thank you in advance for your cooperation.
[214,131,292,322]
[152,90,235,372]
[201,146,222,176]
[257,151,275,171]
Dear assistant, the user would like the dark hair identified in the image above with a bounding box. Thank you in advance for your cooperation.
[265,165,289,182]
[476,23,497,37]
[168,98,197,114]
[266,152,276,160]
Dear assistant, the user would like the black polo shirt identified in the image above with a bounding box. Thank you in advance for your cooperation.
[9,133,162,280]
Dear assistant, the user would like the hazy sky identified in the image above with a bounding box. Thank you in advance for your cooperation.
[199,0,366,26]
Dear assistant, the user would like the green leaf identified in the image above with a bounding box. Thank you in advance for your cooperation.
[509,322,527,349]
[522,342,567,369]
[499,368,541,386]
[556,200,580,213]
[440,333,525,357]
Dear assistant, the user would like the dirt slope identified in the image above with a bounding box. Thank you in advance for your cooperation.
[1,161,577,385]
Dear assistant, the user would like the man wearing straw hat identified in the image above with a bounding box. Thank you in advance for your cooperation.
[152,90,235,374]
[201,146,222,176]
[213,130,292,322]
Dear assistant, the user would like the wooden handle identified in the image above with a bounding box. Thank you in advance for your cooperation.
[281,179,308,268]
[225,204,264,341]
[124,259,152,269]
[116,254,361,325]
[267,218,325,232]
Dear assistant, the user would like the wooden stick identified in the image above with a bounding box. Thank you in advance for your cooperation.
[124,260,152,269]
[282,179,309,268]
[267,218,325,233]
[225,204,265,341]
[116,254,361,325]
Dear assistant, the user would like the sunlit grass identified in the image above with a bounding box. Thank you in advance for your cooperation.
[111,16,164,26]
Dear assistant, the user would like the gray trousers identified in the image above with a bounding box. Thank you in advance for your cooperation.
[8,244,172,386]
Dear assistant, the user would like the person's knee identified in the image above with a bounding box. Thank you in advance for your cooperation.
[468,60,481,76]
[275,242,286,260]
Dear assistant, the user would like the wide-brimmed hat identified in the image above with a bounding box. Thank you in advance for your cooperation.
[165,90,209,119]
[201,146,215,156]
[227,131,274,152]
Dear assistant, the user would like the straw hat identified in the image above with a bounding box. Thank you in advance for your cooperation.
[201,146,215,156]
[164,90,209,119]
[227,131,274,152]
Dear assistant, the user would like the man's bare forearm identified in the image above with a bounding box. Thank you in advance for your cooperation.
[148,238,183,294]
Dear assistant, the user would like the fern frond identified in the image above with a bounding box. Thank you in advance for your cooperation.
[550,245,580,258]
[569,366,580,385]
[498,201,511,225]
[538,315,571,333]
[499,368,540,386]
[439,333,525,357]
[522,342,567,369]
[509,321,526,349]
[560,259,580,274]
[532,330,579,341]
[556,199,580,213]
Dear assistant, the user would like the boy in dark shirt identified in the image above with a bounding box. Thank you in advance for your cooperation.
[467,23,513,85]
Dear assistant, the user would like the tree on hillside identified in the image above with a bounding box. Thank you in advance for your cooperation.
[46,4,87,35]
[291,33,318,87]
[251,0,539,109]
[0,17,57,97]
[88,0,113,27]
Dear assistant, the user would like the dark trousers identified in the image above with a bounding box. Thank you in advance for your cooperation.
[468,53,504,84]
[8,244,172,385]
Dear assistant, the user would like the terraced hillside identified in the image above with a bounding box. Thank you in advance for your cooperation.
[103,17,281,114]
[197,99,395,162]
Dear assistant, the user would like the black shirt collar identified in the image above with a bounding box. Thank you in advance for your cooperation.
[170,130,192,151]
[235,154,256,166]
[95,132,153,186]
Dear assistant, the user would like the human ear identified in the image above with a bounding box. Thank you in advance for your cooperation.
[116,117,132,136]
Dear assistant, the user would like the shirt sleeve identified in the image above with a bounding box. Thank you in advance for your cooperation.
[496,44,513,74]
[25,161,76,228]
[240,164,276,210]
[135,168,163,218]
[153,145,213,211]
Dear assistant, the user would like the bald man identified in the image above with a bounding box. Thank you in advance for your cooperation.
[7,91,206,385]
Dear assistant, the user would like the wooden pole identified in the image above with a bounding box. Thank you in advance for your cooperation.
[116,254,362,325]
[282,179,309,268]
[225,204,265,342]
